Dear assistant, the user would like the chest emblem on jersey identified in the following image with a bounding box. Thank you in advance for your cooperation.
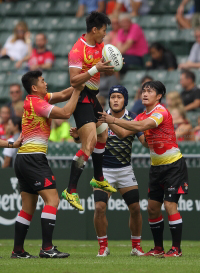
[72,48,79,53]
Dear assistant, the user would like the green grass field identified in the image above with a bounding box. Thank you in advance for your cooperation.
[0,240,200,273]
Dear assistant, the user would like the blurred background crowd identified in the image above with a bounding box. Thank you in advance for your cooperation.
[0,0,200,167]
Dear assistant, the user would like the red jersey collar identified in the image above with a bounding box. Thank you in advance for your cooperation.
[27,94,44,100]
[80,34,96,47]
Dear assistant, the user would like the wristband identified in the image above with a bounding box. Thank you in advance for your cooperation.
[74,137,80,141]
[88,65,98,76]
[8,141,14,148]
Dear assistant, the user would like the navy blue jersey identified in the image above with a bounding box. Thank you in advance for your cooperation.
[103,109,143,169]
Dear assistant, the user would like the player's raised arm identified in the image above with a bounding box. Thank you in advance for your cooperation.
[49,85,84,119]
[69,59,114,88]
[49,86,74,104]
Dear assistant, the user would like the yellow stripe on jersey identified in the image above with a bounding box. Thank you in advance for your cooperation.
[18,143,47,154]
[151,150,182,166]
[149,112,164,127]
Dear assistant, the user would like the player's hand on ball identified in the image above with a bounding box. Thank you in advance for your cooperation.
[13,133,23,148]
[70,127,79,139]
[96,58,115,73]
[98,112,115,124]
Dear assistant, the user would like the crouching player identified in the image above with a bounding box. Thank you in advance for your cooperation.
[71,85,148,256]
[99,81,188,257]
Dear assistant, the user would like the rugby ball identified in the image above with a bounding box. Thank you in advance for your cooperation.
[102,44,123,72]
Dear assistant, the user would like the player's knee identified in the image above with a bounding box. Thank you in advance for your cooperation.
[147,204,160,218]
[122,189,139,207]
[129,202,140,217]
[95,202,107,216]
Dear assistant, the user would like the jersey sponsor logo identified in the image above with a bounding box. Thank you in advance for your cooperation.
[151,112,163,119]
[168,187,175,191]
[34,181,41,186]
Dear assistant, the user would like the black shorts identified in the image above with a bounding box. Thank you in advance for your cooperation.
[148,157,188,203]
[14,154,56,195]
[73,86,103,129]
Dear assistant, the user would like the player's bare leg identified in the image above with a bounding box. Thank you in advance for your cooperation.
[164,200,183,257]
[93,188,110,257]
[145,200,164,256]
[11,192,38,258]
[119,186,144,256]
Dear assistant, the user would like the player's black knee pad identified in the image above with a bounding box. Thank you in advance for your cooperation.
[122,189,139,206]
[164,193,181,204]
[148,192,164,204]
[94,190,108,204]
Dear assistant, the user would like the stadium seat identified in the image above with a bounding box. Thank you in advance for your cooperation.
[45,31,58,45]
[177,55,188,65]
[144,29,159,43]
[57,31,77,44]
[4,1,34,16]
[159,15,177,28]
[5,73,22,86]
[60,17,86,30]
[122,83,138,99]
[147,70,168,84]
[46,0,79,16]
[179,29,195,42]
[0,85,10,101]
[187,113,199,127]
[0,73,7,85]
[53,43,73,56]
[25,1,54,16]
[157,29,179,42]
[47,72,69,88]
[122,71,146,85]
[24,17,43,31]
[137,15,161,29]
[0,32,12,47]
[165,83,182,93]
[41,17,62,31]
[0,2,16,16]
[0,18,22,31]
[0,59,15,72]
[52,58,68,71]
[167,70,181,84]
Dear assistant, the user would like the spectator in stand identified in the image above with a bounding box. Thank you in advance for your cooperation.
[193,116,200,141]
[166,91,184,113]
[179,27,200,69]
[146,42,177,71]
[180,69,200,111]
[76,0,105,17]
[2,117,22,168]
[130,75,153,115]
[49,119,73,142]
[113,0,150,17]
[176,4,194,29]
[171,106,195,142]
[104,14,120,47]
[0,106,11,140]
[117,13,148,71]
[177,0,200,29]
[13,101,24,118]
[7,84,23,118]
[0,21,32,65]
[28,33,54,71]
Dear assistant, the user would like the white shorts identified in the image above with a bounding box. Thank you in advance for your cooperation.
[103,165,138,189]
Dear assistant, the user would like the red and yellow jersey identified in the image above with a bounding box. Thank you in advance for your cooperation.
[18,93,54,154]
[68,34,104,91]
[135,104,182,166]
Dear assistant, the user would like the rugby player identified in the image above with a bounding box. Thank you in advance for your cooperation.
[99,81,188,257]
[62,11,117,211]
[70,85,148,257]
[11,70,84,259]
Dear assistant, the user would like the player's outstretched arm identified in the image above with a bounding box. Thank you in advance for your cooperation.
[138,135,149,148]
[108,123,136,139]
[49,87,74,104]
[49,85,84,119]
[98,111,157,132]
[70,59,114,88]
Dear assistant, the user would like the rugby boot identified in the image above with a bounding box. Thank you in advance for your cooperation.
[11,250,38,258]
[131,246,145,256]
[164,247,182,257]
[90,178,117,193]
[61,189,83,211]
[39,246,70,258]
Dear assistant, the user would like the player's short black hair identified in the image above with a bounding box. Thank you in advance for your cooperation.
[11,116,22,132]
[181,69,195,82]
[21,70,42,94]
[86,11,111,33]
[142,81,166,102]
